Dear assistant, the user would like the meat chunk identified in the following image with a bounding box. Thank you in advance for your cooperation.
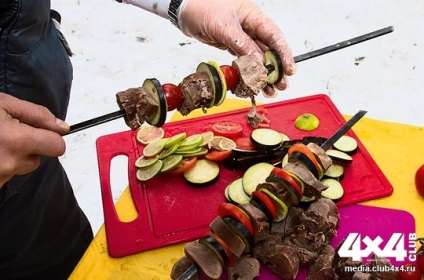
[245,101,265,128]
[271,206,304,237]
[232,55,268,99]
[306,142,333,171]
[177,72,214,116]
[209,216,246,257]
[307,244,337,280]
[284,161,328,197]
[170,256,199,280]
[239,203,270,242]
[352,271,372,280]
[227,257,260,280]
[184,242,223,280]
[369,254,397,280]
[256,242,300,280]
[116,87,158,130]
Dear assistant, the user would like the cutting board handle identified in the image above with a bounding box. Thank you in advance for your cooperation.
[96,130,150,257]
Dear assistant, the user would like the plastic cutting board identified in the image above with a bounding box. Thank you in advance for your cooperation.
[96,94,394,258]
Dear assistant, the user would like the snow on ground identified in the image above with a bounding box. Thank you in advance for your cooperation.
[52,0,424,233]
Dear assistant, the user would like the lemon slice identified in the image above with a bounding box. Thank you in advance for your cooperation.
[135,155,159,168]
[208,136,226,150]
[136,160,163,181]
[179,134,203,148]
[136,126,165,145]
[160,155,183,173]
[218,137,236,151]
[143,138,168,157]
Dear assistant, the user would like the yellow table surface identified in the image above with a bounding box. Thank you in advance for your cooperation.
[70,98,424,280]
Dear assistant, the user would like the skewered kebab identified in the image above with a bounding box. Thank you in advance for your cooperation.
[67,26,394,134]
[171,111,367,280]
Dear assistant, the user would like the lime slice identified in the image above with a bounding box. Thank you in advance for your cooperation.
[179,147,208,157]
[199,131,214,146]
[164,132,186,148]
[136,126,165,145]
[175,144,201,153]
[294,113,320,131]
[159,142,180,159]
[175,147,203,155]
[160,155,183,173]
[143,138,168,157]
[135,155,159,168]
[179,134,203,147]
[218,137,236,151]
[136,160,163,181]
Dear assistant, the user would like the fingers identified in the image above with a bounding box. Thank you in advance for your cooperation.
[0,93,70,135]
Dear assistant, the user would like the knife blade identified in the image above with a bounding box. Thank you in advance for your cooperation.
[67,26,392,135]
[320,110,367,151]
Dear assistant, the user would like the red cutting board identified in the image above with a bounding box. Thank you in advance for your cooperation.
[96,94,393,258]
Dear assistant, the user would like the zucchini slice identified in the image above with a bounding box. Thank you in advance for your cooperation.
[196,62,222,108]
[264,49,283,84]
[333,135,358,154]
[326,149,353,164]
[183,159,219,186]
[321,178,344,201]
[227,178,251,205]
[250,128,283,150]
[242,162,274,195]
[259,188,288,222]
[143,78,167,127]
[324,163,344,179]
[208,61,227,106]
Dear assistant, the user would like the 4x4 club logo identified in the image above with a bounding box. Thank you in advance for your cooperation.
[338,233,417,262]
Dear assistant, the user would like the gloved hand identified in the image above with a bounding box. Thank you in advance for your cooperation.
[178,0,296,94]
[0,93,69,188]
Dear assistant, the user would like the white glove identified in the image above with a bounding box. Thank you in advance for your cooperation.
[178,0,296,92]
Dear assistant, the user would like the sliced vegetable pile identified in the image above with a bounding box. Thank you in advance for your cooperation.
[134,124,237,185]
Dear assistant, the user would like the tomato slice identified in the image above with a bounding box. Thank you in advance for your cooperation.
[270,167,303,198]
[205,149,232,161]
[166,157,197,175]
[220,65,240,91]
[211,121,243,139]
[217,202,254,236]
[235,137,256,150]
[162,83,183,111]
[207,231,235,266]
[251,190,277,220]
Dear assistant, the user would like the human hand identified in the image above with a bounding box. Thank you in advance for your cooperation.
[177,0,296,94]
[0,93,69,188]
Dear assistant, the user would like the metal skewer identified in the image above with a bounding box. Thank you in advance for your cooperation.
[68,26,393,135]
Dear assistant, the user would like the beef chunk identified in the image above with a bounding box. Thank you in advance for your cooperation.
[271,206,304,237]
[232,55,268,99]
[177,72,214,116]
[239,203,270,242]
[209,216,245,257]
[184,242,223,280]
[256,242,300,280]
[252,234,282,259]
[245,101,265,128]
[352,271,372,280]
[116,87,158,130]
[170,256,198,280]
[307,244,336,280]
[369,254,397,280]
[227,257,260,280]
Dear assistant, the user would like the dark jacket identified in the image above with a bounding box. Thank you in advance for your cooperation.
[0,0,93,279]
